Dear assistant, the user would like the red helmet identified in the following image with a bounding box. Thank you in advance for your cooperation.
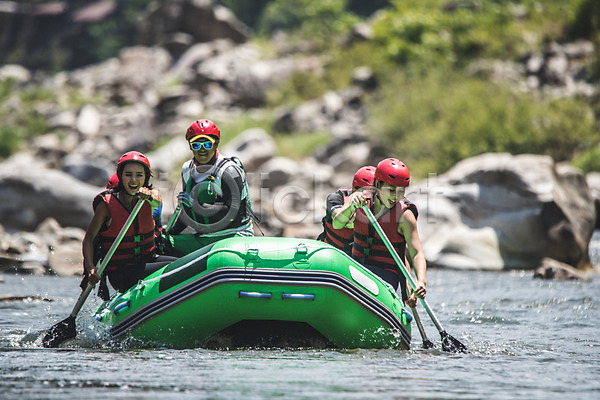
[116,151,152,186]
[106,172,119,189]
[186,119,220,142]
[374,158,410,187]
[352,166,375,188]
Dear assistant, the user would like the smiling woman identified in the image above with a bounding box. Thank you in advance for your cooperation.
[81,151,177,296]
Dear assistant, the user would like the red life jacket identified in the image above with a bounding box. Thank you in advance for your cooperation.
[352,199,418,276]
[97,192,156,271]
[321,188,353,253]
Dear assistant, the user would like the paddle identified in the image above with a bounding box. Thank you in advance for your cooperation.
[411,306,435,349]
[362,206,468,353]
[403,258,434,349]
[165,204,181,232]
[42,199,145,348]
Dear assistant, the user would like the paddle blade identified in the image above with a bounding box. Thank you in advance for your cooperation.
[440,330,468,353]
[42,316,76,348]
[422,339,435,349]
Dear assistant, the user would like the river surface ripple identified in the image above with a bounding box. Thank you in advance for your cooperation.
[1,240,599,400]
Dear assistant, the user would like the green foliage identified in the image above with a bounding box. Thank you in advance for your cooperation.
[566,0,600,81]
[217,0,272,29]
[0,79,16,104]
[0,126,23,159]
[346,0,391,17]
[566,0,600,41]
[573,145,600,173]
[369,70,598,177]
[267,42,392,106]
[266,71,331,106]
[19,87,54,103]
[258,0,359,48]
[22,113,48,140]
[62,0,149,69]
[274,131,332,159]
[215,112,276,145]
[372,0,526,67]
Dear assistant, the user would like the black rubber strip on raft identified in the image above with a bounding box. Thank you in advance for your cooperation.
[108,267,411,346]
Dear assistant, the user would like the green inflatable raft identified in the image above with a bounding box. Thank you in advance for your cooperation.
[94,236,412,349]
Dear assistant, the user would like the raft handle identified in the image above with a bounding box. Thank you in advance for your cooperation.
[239,291,272,299]
[113,300,131,315]
[296,243,308,255]
[282,293,315,301]
[246,247,259,259]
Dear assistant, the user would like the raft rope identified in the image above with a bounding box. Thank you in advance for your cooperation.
[140,245,352,287]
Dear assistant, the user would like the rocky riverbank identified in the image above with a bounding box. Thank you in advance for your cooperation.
[0,0,598,281]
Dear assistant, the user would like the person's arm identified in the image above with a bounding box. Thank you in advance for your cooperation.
[332,191,368,229]
[399,209,426,300]
[324,191,343,224]
[82,201,110,285]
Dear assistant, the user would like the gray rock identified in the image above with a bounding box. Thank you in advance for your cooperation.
[412,153,595,270]
[76,105,101,136]
[534,257,591,281]
[0,64,31,82]
[221,128,276,171]
[260,157,301,189]
[61,153,112,187]
[0,157,99,231]
[137,0,249,50]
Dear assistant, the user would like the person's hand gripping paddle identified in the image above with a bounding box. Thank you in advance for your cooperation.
[42,199,145,348]
[362,205,468,353]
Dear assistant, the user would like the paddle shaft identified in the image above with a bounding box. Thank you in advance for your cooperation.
[361,206,447,334]
[69,199,145,318]
[165,204,181,232]
[411,306,434,348]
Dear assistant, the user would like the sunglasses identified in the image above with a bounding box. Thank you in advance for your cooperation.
[190,141,214,150]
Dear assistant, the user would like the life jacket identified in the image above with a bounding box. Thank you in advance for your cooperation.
[96,191,156,271]
[180,154,254,237]
[320,188,354,254]
[352,198,418,276]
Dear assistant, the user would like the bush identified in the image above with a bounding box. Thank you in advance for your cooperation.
[566,0,600,41]
[372,0,526,68]
[0,79,16,104]
[274,131,332,159]
[258,0,358,48]
[0,126,23,159]
[573,145,600,173]
[368,70,598,177]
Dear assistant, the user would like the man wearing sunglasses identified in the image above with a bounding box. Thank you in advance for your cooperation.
[164,119,255,255]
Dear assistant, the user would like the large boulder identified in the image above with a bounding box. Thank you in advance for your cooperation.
[137,0,250,52]
[220,128,276,172]
[0,154,99,231]
[411,153,596,270]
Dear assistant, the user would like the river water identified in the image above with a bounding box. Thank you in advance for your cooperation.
[1,237,599,400]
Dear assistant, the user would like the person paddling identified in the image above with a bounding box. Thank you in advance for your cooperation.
[318,165,375,254]
[333,158,427,306]
[164,119,255,255]
[82,151,176,293]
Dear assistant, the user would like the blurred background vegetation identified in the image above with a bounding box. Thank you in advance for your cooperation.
[1,0,600,178]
